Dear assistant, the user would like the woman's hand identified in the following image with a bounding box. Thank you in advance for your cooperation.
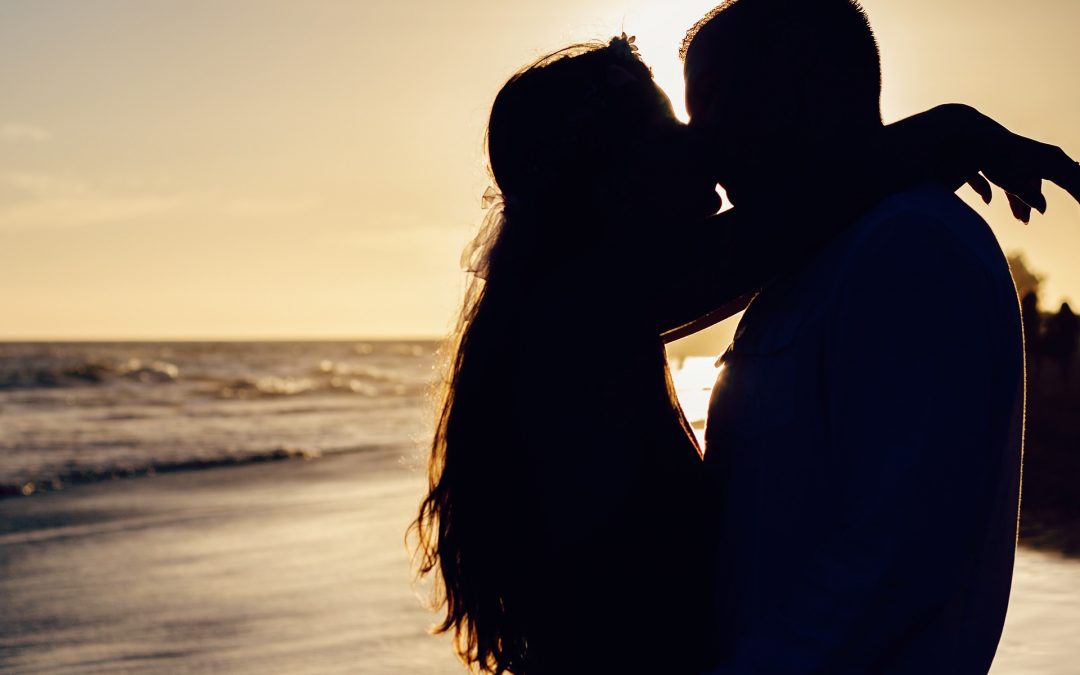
[887,104,1080,223]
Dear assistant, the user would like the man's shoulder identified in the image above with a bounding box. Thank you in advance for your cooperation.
[783,185,1003,294]
[733,185,1014,349]
[861,183,976,223]
[847,185,1007,275]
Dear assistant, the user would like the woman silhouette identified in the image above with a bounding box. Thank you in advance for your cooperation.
[412,36,1078,674]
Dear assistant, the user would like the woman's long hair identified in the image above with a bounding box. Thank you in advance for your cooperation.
[411,40,665,674]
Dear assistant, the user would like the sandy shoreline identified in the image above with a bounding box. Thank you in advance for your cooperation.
[1,452,1078,674]
[0,449,459,674]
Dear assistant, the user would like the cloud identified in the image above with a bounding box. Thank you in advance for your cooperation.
[221,195,321,217]
[0,172,327,231]
[0,172,180,230]
[0,123,52,143]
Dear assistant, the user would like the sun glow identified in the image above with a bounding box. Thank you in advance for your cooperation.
[610,1,723,120]
[3,0,1078,339]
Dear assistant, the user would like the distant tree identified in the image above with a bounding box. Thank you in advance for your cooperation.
[1008,253,1044,304]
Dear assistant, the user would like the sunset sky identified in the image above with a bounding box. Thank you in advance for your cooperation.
[1,0,1078,340]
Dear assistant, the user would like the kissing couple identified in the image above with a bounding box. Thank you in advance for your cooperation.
[414,1,1080,673]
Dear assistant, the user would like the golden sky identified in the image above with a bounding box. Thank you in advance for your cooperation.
[1,0,1077,340]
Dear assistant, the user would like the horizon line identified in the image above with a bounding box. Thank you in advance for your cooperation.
[0,336,445,343]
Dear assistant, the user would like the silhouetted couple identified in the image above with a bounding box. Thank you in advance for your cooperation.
[414,1,1080,673]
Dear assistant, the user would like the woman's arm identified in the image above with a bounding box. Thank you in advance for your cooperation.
[885,103,1080,222]
[653,106,1080,339]
[651,202,856,340]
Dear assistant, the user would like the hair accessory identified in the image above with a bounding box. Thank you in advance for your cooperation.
[608,33,640,62]
[481,185,502,210]
[463,186,508,280]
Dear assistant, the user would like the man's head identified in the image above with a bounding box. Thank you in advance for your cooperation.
[682,0,883,204]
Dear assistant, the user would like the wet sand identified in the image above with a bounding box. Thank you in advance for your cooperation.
[1,452,1078,674]
[0,449,459,674]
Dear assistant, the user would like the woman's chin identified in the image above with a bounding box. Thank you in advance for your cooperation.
[695,189,723,217]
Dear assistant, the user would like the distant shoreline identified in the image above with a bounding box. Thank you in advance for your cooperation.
[0,337,445,344]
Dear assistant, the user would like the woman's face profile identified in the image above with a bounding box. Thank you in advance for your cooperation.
[633,92,723,223]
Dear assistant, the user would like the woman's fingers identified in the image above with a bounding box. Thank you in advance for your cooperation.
[967,173,993,205]
[1040,143,1080,206]
[983,164,1044,222]
[1013,177,1047,215]
[1007,193,1032,224]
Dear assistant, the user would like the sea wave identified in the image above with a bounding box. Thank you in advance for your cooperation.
[0,446,324,499]
[215,376,398,399]
[0,357,180,390]
[0,353,419,398]
[214,362,416,400]
[315,359,400,381]
[0,342,436,499]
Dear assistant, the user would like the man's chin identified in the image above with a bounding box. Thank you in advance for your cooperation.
[698,189,724,217]
[717,149,789,207]
[721,184,753,209]
[721,172,777,209]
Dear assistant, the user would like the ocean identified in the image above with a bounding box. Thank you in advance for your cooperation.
[0,341,1077,673]
[0,341,438,497]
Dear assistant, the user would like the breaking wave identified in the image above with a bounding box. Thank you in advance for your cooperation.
[0,446,325,498]
[0,358,180,390]
[213,360,416,399]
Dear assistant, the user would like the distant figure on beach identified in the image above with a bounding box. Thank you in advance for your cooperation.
[412,3,1080,674]
[1044,302,1079,388]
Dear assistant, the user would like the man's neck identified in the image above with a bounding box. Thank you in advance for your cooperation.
[808,124,895,205]
[730,127,889,212]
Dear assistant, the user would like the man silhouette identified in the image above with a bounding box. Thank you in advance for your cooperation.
[1045,302,1079,388]
[683,1,1025,673]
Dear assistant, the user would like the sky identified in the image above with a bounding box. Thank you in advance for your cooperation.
[1,0,1078,340]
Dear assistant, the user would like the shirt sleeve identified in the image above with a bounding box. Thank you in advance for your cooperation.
[711,211,1008,673]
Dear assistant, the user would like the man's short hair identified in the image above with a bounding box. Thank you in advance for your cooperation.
[681,0,882,122]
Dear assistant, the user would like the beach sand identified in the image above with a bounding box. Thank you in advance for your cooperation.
[1,451,1078,674]
[0,449,459,674]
